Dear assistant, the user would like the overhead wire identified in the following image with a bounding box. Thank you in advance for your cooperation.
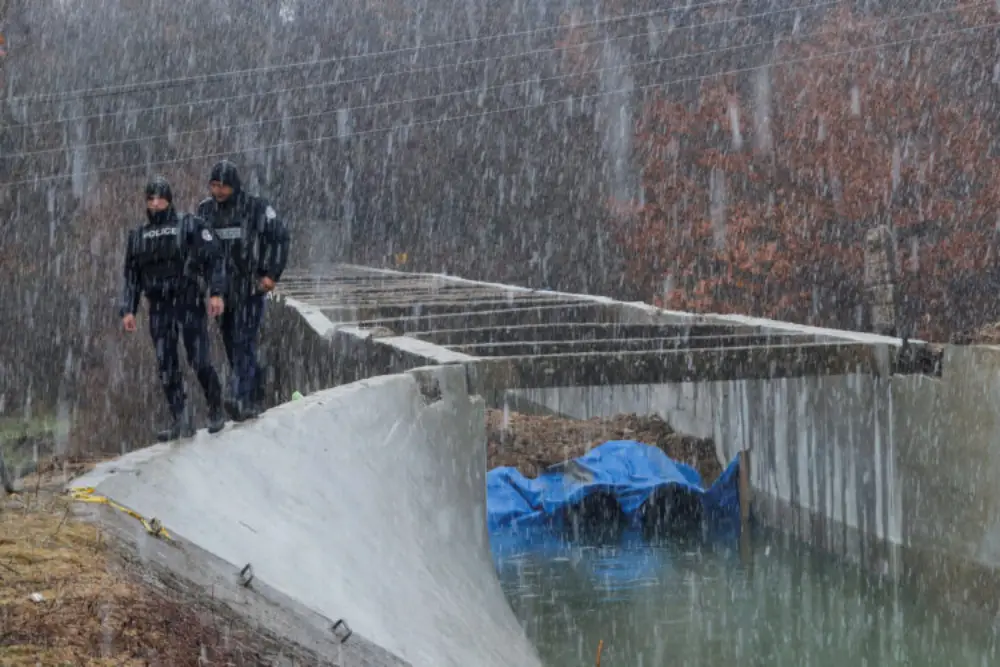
[0,21,993,189]
[14,0,849,131]
[3,0,742,104]
[8,4,949,160]
[6,2,987,160]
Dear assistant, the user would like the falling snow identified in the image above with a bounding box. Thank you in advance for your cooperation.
[2,0,1000,664]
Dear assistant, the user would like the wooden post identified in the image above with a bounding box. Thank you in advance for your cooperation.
[864,225,898,336]
[738,448,753,567]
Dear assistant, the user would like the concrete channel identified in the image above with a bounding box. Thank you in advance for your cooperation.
[71,263,1000,665]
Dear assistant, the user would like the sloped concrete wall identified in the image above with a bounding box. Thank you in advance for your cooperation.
[70,365,542,667]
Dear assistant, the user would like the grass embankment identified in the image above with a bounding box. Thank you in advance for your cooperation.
[0,463,268,666]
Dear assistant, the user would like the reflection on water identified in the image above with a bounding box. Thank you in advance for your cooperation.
[494,529,1000,667]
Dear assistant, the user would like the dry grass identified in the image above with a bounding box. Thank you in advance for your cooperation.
[0,466,271,666]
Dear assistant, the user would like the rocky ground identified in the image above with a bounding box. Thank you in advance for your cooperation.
[485,409,723,486]
[0,461,289,667]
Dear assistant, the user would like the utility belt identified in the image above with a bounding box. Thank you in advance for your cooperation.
[140,262,201,304]
[140,258,186,281]
[143,284,204,309]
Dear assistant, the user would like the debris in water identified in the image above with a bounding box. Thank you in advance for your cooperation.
[486,410,721,484]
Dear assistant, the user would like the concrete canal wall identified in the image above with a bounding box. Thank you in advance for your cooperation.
[71,263,996,665]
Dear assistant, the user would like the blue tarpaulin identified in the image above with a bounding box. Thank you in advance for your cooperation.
[486,440,742,541]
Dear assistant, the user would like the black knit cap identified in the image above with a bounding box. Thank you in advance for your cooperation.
[209,160,241,190]
[144,176,173,203]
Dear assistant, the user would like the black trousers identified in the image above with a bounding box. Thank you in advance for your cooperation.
[218,290,266,405]
[149,298,223,418]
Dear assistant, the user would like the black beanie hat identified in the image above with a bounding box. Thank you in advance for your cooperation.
[209,160,241,191]
[144,176,173,203]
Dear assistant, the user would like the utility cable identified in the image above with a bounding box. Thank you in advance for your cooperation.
[5,3,986,160]
[5,0,849,104]
[0,22,992,188]
[13,0,852,130]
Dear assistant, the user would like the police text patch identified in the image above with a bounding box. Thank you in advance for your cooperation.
[215,227,243,240]
[143,227,178,239]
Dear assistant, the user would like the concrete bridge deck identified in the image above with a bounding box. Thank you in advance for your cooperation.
[68,263,998,666]
[271,265,939,386]
[268,265,941,436]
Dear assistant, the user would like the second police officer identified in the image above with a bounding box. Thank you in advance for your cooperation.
[197,160,290,422]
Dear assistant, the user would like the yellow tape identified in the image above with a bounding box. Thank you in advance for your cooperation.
[69,486,172,541]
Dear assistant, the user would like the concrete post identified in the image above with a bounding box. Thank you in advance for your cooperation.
[865,225,898,336]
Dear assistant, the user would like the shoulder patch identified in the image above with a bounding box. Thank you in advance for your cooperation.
[265,206,277,220]
[202,229,214,242]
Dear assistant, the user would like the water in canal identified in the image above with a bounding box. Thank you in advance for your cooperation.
[494,529,999,667]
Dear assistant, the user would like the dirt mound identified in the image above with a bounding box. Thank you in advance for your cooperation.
[486,410,722,486]
[963,321,1000,344]
[0,469,287,666]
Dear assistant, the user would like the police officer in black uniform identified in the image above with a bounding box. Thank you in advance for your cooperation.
[197,160,289,422]
[120,177,228,441]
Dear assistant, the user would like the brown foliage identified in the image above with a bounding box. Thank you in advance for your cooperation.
[611,2,1000,339]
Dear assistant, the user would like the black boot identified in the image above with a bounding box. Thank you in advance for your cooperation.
[253,363,268,409]
[157,412,196,442]
[239,401,260,421]
[225,398,259,423]
[207,403,226,434]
